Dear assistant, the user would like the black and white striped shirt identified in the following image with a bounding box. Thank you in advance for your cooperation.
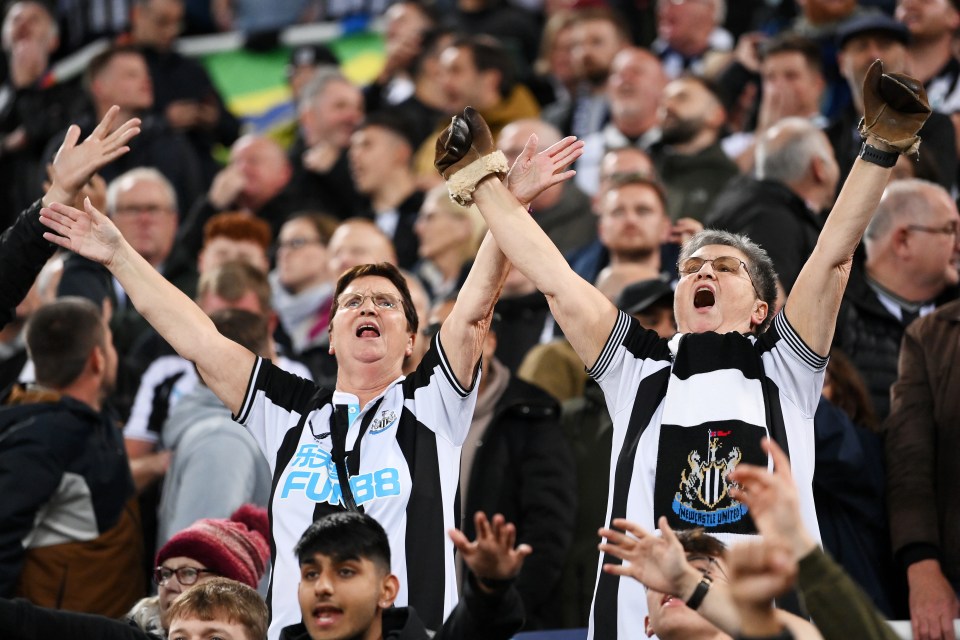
[587,311,825,639]
[234,333,478,640]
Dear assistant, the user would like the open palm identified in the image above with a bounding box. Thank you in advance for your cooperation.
[39,199,125,267]
[599,516,693,595]
[505,134,584,206]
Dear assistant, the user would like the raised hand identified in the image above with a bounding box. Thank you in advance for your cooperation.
[39,198,126,268]
[45,105,141,207]
[599,516,700,597]
[504,134,584,207]
[449,512,531,587]
[859,59,931,155]
[726,539,797,636]
[728,438,817,561]
[434,107,509,205]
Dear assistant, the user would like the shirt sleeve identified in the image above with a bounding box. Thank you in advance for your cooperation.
[760,312,828,418]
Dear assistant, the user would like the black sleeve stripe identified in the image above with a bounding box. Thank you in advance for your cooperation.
[587,310,631,380]
[233,356,263,423]
[433,329,472,398]
[774,313,828,370]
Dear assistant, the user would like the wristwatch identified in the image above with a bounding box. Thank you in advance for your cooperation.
[858,141,899,168]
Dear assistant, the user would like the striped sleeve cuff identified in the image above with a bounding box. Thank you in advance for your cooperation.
[774,312,828,371]
[587,310,631,381]
[233,356,264,424]
[433,330,474,398]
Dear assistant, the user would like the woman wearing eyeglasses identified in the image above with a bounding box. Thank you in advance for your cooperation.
[441,61,932,639]
[37,124,583,639]
[0,505,269,640]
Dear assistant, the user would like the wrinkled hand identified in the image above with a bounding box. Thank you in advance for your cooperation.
[39,198,126,267]
[860,59,931,154]
[45,105,141,206]
[728,439,816,561]
[504,134,584,206]
[908,560,959,640]
[449,512,531,586]
[599,516,700,597]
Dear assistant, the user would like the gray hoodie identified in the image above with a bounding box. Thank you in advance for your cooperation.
[156,384,271,547]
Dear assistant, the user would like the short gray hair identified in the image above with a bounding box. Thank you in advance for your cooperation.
[299,65,350,111]
[755,117,832,184]
[105,167,177,215]
[679,229,778,333]
[865,178,953,246]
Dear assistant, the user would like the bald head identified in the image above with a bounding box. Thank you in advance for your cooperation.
[756,117,835,184]
[230,135,292,211]
[327,218,398,278]
[497,119,564,165]
[608,47,666,133]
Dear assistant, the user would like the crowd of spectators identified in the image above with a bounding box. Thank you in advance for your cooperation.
[1,0,960,639]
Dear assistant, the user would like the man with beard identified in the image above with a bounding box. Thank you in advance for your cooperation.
[542,6,629,140]
[0,298,143,617]
[651,75,739,222]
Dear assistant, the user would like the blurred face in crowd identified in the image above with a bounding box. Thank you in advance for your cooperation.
[383,1,432,68]
[349,125,411,195]
[229,136,292,210]
[838,33,908,104]
[571,18,625,86]
[302,79,364,149]
[92,51,154,112]
[798,0,857,24]
[548,22,577,88]
[198,236,269,275]
[276,217,330,294]
[1,1,57,52]
[297,550,398,640]
[903,191,960,291]
[896,0,960,42]
[608,48,667,124]
[645,552,729,639]
[598,183,670,260]
[414,190,474,262]
[440,45,499,113]
[133,0,184,51]
[327,220,397,278]
[761,51,825,119]
[110,176,178,268]
[658,77,723,145]
[656,0,717,57]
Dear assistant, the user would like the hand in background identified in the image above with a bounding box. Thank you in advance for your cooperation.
[504,134,584,207]
[450,512,531,591]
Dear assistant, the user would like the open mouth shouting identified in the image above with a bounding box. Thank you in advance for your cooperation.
[693,286,716,309]
[311,603,344,629]
[355,323,381,338]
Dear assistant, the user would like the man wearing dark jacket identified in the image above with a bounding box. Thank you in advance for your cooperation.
[705,117,839,294]
[455,307,574,629]
[0,298,143,617]
[281,511,526,640]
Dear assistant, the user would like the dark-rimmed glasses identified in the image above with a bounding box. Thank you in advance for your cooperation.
[154,566,218,586]
[905,221,959,238]
[679,256,758,294]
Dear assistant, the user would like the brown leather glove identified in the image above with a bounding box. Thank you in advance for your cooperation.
[859,59,931,156]
[435,106,508,205]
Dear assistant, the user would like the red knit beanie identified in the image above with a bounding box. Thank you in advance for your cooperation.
[155,504,270,589]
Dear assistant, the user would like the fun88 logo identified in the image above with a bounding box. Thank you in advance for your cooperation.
[280,443,402,507]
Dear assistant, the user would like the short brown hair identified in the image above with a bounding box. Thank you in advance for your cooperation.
[197,261,272,314]
[605,172,669,213]
[284,211,340,246]
[210,309,270,358]
[760,33,823,76]
[203,212,272,253]
[675,527,726,558]
[330,262,418,334]
[166,577,267,640]
[84,44,143,93]
[25,297,105,388]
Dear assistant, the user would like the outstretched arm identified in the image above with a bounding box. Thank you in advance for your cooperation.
[439,109,617,370]
[437,115,584,387]
[0,106,140,328]
[38,199,253,415]
[786,61,931,354]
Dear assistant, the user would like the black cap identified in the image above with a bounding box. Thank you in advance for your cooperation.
[617,279,674,315]
[288,43,339,69]
[837,12,910,50]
